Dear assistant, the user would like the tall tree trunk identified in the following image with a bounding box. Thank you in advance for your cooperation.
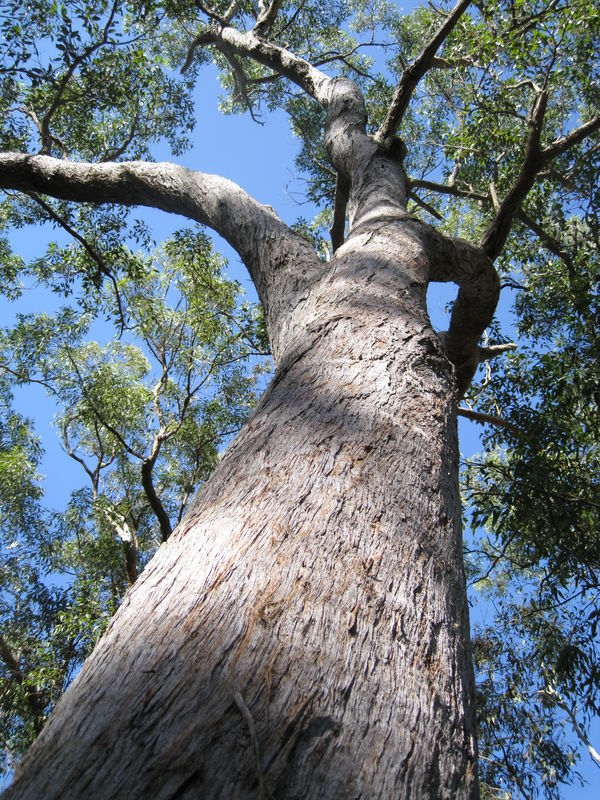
[6,220,478,798]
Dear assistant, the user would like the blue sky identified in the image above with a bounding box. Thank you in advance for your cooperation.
[2,7,599,795]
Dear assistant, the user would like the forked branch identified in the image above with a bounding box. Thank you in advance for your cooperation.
[182,25,332,105]
[255,0,284,35]
[481,93,600,260]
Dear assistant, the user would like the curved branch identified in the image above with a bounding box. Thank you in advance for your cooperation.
[141,453,172,543]
[423,226,500,396]
[185,25,333,105]
[0,153,324,363]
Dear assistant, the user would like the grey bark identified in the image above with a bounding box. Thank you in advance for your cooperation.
[0,75,497,799]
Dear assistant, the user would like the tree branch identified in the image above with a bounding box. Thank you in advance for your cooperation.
[517,208,576,276]
[0,634,46,732]
[39,0,119,154]
[409,177,488,203]
[183,25,332,105]
[480,88,548,259]
[0,153,324,364]
[330,172,349,252]
[480,98,600,261]
[421,225,500,396]
[542,114,600,160]
[478,343,517,361]
[457,407,518,432]
[24,192,127,329]
[375,0,472,142]
[254,0,283,36]
[539,688,600,769]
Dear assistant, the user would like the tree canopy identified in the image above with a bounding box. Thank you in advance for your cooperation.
[0,1,599,797]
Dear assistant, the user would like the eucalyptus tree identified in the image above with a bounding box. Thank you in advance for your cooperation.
[0,1,598,798]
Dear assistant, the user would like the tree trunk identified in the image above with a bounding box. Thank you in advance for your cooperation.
[6,220,478,798]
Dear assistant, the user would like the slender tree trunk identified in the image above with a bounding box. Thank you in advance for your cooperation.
[6,221,478,798]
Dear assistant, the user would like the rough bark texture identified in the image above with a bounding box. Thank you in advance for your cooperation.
[5,221,477,800]
[1,73,495,800]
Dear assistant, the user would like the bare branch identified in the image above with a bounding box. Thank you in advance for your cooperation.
[480,100,600,261]
[215,42,265,123]
[539,688,600,770]
[255,0,283,36]
[181,30,214,73]
[480,89,548,260]
[409,177,488,204]
[478,343,517,361]
[142,443,173,543]
[543,114,600,161]
[183,25,332,104]
[375,0,472,142]
[423,226,500,396]
[458,407,518,432]
[407,190,444,221]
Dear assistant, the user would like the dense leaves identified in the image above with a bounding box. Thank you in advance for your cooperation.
[0,230,268,773]
[463,208,600,796]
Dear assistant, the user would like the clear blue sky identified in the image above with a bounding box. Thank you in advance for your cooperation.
[3,8,599,795]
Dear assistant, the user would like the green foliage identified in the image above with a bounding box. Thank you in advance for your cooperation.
[0,0,200,159]
[463,184,600,795]
[0,229,269,772]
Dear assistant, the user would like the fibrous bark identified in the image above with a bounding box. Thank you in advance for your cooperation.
[5,201,478,800]
[1,70,497,800]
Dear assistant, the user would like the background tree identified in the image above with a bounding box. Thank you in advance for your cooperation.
[0,1,598,798]
[0,230,267,776]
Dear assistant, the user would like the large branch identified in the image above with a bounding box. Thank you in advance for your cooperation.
[375,0,472,143]
[417,222,500,396]
[183,25,333,105]
[480,89,548,259]
[0,153,324,363]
